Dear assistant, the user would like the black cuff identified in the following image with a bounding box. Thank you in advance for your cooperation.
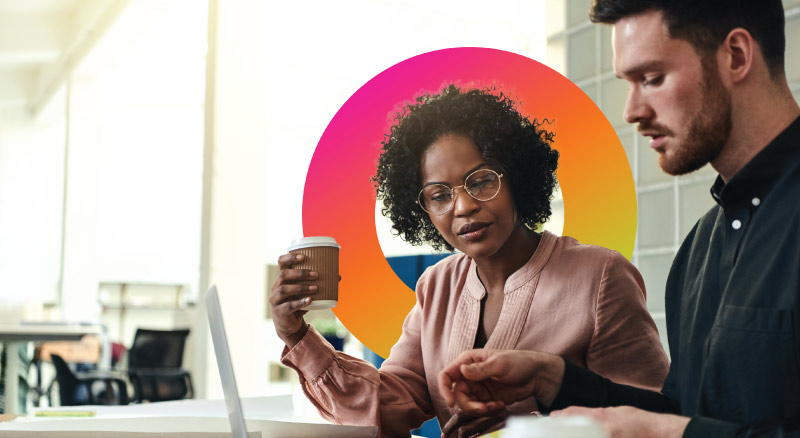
[548,360,676,414]
[548,360,607,411]
[683,416,742,438]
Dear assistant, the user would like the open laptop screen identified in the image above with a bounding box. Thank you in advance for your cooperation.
[206,285,249,438]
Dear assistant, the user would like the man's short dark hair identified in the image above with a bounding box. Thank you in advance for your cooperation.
[590,0,786,78]
[372,84,559,251]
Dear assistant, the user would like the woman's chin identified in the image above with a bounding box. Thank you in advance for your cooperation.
[459,241,505,261]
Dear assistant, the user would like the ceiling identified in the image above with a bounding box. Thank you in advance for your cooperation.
[0,0,130,116]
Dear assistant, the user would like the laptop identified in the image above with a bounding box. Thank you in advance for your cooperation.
[206,285,378,438]
[206,285,250,438]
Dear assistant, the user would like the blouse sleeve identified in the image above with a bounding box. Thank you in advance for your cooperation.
[280,299,433,437]
[584,250,670,392]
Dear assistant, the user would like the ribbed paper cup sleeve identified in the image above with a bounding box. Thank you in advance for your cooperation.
[289,245,339,309]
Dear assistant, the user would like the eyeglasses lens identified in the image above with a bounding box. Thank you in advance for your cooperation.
[418,169,501,215]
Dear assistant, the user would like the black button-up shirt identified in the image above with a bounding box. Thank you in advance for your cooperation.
[551,116,800,438]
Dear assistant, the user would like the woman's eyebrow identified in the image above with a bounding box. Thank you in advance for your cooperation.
[421,162,491,188]
[462,162,491,179]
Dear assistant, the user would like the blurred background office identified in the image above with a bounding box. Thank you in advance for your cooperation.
[0,0,797,425]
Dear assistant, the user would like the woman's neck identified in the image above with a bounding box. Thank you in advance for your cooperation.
[474,225,540,294]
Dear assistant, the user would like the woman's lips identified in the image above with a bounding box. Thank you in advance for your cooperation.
[458,222,490,241]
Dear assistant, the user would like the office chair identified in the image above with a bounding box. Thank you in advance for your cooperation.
[49,354,129,406]
[127,328,193,403]
[32,337,103,407]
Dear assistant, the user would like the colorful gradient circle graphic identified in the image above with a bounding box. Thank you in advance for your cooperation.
[303,48,636,358]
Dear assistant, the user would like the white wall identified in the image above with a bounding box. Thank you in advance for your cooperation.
[0,98,66,314]
[197,0,270,400]
[58,0,207,323]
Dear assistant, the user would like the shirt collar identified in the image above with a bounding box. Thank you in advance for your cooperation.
[711,115,800,207]
[465,230,558,300]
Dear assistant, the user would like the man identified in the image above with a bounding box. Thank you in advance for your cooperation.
[438,0,800,437]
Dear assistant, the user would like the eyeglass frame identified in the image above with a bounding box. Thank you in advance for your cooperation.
[416,168,505,216]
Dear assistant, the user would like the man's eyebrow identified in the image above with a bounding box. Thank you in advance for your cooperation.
[616,60,665,79]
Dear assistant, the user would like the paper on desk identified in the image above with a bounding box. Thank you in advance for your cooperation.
[28,396,297,421]
[0,416,377,438]
[29,395,325,423]
[0,431,258,438]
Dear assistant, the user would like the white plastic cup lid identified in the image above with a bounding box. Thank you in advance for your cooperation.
[504,415,608,438]
[288,236,341,251]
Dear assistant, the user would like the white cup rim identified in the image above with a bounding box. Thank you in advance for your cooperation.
[504,415,608,437]
[288,236,341,250]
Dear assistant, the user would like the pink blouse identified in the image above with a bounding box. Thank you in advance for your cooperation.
[281,231,669,437]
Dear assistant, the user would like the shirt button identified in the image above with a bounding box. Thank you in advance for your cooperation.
[732,220,742,230]
[752,197,761,206]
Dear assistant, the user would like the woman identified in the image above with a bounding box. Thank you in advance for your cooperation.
[270,85,668,437]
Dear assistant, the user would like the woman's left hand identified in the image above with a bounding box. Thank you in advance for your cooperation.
[441,408,510,438]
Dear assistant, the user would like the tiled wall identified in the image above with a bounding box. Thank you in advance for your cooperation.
[547,0,800,356]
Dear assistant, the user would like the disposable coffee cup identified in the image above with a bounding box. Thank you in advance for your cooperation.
[504,415,608,438]
[287,236,340,310]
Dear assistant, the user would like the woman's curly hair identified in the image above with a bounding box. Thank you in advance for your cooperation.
[372,84,559,251]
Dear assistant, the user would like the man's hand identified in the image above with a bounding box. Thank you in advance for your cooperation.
[551,406,690,438]
[438,349,565,415]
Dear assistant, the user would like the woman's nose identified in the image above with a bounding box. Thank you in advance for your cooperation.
[451,186,479,216]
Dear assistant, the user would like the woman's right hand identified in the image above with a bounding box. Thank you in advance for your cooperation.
[269,253,319,348]
[438,349,565,414]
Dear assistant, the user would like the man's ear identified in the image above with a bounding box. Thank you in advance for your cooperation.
[719,27,756,84]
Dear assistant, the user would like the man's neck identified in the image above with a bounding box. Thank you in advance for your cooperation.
[713,80,800,182]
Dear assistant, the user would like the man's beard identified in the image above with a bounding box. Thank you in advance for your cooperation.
[647,58,733,176]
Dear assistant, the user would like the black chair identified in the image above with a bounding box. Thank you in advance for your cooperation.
[49,354,129,406]
[127,328,193,403]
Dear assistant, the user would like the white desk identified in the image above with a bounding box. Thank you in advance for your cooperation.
[0,396,380,437]
[0,323,106,414]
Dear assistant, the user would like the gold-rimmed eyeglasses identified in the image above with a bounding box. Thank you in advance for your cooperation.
[416,168,504,216]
